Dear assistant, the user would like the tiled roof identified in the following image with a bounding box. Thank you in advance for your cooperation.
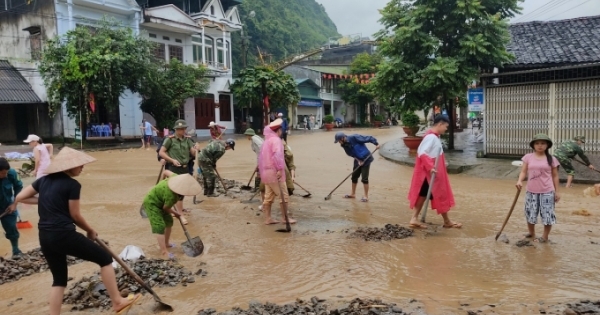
[507,15,600,67]
[0,60,43,104]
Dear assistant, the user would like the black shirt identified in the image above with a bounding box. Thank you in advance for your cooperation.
[32,173,81,231]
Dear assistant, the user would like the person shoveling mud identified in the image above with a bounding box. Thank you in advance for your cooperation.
[407,116,461,230]
[12,147,141,315]
[516,134,560,244]
[142,172,201,260]
[197,138,235,198]
[0,158,24,257]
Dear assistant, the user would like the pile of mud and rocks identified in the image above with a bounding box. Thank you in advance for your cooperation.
[198,297,409,315]
[63,257,203,311]
[348,224,414,242]
[0,248,82,285]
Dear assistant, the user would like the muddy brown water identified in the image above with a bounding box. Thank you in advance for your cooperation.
[1,127,600,314]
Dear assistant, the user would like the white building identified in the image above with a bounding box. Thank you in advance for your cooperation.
[0,0,242,141]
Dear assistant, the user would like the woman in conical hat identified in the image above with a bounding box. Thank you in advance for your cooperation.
[11,147,141,315]
[142,170,201,259]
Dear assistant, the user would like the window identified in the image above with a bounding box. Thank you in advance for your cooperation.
[152,43,166,61]
[169,45,183,61]
[216,39,224,67]
[163,36,170,41]
[23,26,42,61]
[226,41,230,69]
[175,39,182,43]
[192,36,202,63]
[210,5,215,15]
[149,33,157,38]
[205,37,214,63]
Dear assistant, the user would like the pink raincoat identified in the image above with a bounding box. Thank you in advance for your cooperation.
[407,130,455,214]
[258,126,286,184]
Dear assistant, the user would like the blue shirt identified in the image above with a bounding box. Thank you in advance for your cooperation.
[0,169,23,210]
[281,119,288,133]
[341,134,379,166]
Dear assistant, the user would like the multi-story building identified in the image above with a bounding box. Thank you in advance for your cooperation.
[0,0,242,142]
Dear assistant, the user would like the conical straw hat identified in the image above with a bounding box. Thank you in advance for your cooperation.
[167,174,202,196]
[44,147,97,174]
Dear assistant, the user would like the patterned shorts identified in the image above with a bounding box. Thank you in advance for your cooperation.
[524,191,556,225]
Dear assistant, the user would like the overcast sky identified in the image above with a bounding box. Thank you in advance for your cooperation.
[315,0,600,38]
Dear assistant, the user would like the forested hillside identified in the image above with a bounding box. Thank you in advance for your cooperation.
[231,0,339,74]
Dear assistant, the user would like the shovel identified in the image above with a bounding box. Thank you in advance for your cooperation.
[275,184,291,233]
[574,158,600,174]
[140,165,165,218]
[240,189,260,204]
[324,148,378,200]
[495,188,522,241]
[293,181,312,198]
[174,206,203,256]
[241,170,257,190]
[214,168,230,194]
[95,238,174,312]
[420,147,441,223]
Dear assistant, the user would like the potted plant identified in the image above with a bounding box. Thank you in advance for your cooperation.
[323,115,335,131]
[373,114,384,128]
[401,112,421,137]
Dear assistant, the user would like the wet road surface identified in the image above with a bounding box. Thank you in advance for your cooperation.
[1,127,599,314]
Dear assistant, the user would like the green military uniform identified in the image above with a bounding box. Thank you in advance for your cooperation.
[0,168,23,256]
[197,140,226,196]
[162,120,195,175]
[142,175,179,234]
[553,136,590,176]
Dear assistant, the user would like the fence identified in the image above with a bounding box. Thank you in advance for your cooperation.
[485,78,600,156]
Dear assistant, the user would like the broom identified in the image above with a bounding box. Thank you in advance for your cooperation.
[16,214,33,229]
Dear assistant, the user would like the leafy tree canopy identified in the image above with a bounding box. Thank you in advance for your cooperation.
[232,0,339,74]
[139,58,209,129]
[373,0,520,148]
[39,18,155,123]
[231,66,300,112]
[337,53,381,117]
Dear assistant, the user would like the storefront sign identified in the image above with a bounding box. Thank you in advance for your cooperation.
[298,99,322,107]
[467,88,484,112]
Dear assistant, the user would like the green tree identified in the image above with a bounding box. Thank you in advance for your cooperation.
[232,0,339,74]
[139,58,209,129]
[373,0,520,149]
[337,53,381,122]
[39,18,155,140]
[230,66,300,129]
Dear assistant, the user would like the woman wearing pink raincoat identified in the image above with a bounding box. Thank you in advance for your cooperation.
[407,115,462,229]
[258,119,297,225]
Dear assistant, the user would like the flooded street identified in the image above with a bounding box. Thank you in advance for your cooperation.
[1,127,599,315]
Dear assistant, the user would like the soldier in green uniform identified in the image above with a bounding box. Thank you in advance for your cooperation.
[197,139,235,197]
[0,158,23,257]
[553,135,595,187]
[159,120,197,214]
[283,140,295,196]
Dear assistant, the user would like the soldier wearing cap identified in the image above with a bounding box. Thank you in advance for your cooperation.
[553,135,595,188]
[159,120,197,215]
[197,139,235,197]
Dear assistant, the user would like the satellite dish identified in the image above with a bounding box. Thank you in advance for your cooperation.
[249,11,256,18]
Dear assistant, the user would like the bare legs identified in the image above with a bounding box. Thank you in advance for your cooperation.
[565,175,574,187]
[263,203,279,225]
[409,196,461,228]
[363,183,369,200]
[156,227,173,258]
[49,266,138,315]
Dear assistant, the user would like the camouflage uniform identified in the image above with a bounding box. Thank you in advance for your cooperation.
[553,136,590,176]
[197,140,226,196]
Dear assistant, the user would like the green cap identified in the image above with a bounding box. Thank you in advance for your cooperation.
[173,119,188,129]
[529,133,553,149]
[574,135,586,143]
[244,128,256,136]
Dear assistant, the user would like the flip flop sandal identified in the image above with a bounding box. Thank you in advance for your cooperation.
[534,237,548,243]
[344,195,355,199]
[167,243,176,248]
[409,223,428,229]
[360,198,368,202]
[116,293,141,314]
[443,222,463,229]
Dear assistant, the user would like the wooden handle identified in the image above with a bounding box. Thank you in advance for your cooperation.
[246,170,257,186]
[326,148,378,198]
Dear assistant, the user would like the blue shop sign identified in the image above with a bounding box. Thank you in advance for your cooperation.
[298,99,322,107]
[467,87,484,111]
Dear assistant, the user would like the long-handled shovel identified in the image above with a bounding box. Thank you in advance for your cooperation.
[275,184,291,233]
[140,165,165,218]
[214,168,229,194]
[240,189,260,204]
[324,148,378,200]
[95,238,174,312]
[241,170,257,190]
[174,206,203,256]
[293,181,312,198]
[574,158,600,174]
[495,188,522,241]
[0,209,9,219]
[420,148,441,223]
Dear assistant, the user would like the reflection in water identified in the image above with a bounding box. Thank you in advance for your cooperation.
[1,128,599,315]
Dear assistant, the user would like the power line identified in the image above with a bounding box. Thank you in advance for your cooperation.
[513,0,570,23]
[545,0,595,20]
[513,0,563,23]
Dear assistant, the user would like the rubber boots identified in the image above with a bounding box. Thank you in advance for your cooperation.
[202,176,209,196]
[206,179,219,197]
